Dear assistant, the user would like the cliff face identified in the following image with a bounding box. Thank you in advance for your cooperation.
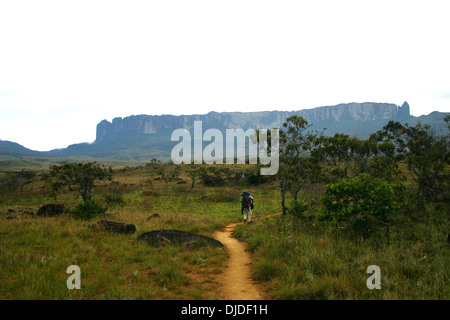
[96,102,410,143]
[2,101,448,162]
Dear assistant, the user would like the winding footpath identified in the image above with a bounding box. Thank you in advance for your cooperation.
[212,213,281,300]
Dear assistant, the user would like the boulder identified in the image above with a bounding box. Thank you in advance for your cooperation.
[137,230,223,248]
[92,220,136,234]
[21,208,35,216]
[36,204,65,217]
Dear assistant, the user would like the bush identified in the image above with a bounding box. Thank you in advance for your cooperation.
[318,174,396,236]
[289,200,309,218]
[198,167,227,187]
[0,170,36,192]
[68,201,108,220]
[246,173,261,185]
[103,194,125,213]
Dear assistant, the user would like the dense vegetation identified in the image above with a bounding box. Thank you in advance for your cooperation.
[234,117,449,299]
[0,117,448,300]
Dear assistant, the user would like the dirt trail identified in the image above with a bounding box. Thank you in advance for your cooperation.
[212,213,281,300]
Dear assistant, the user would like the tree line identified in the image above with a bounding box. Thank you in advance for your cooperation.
[275,114,449,236]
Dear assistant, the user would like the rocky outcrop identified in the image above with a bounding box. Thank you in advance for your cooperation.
[136,230,224,247]
[87,102,420,161]
[397,101,410,119]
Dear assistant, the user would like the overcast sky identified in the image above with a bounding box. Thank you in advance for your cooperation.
[1,0,449,151]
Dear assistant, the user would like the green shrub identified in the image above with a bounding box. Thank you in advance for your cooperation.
[68,201,108,220]
[246,173,261,185]
[199,171,225,187]
[103,194,125,213]
[318,174,396,236]
[289,200,309,218]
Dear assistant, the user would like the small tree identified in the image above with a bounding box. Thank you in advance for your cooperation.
[377,121,449,202]
[49,162,113,203]
[365,132,403,181]
[186,165,201,189]
[287,156,319,202]
[0,169,36,192]
[278,116,315,214]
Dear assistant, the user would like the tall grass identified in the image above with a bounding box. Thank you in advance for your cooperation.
[234,198,449,300]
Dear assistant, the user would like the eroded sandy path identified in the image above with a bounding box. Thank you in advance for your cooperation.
[212,213,282,300]
[213,221,267,300]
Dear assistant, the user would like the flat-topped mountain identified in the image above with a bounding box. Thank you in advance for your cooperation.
[96,102,410,144]
[1,101,448,162]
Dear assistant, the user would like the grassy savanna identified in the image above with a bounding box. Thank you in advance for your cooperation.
[0,159,449,300]
[1,116,449,300]
[0,163,279,299]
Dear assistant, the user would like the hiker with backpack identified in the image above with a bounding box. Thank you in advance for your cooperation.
[240,192,254,223]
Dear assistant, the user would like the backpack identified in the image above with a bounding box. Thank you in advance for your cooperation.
[241,192,253,208]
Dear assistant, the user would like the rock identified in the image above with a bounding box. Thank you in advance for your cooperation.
[21,208,35,215]
[136,230,223,248]
[176,180,187,184]
[36,204,65,217]
[92,220,136,234]
[147,213,161,220]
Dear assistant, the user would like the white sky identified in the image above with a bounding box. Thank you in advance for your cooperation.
[0,0,449,151]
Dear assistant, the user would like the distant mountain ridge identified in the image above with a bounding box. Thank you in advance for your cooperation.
[1,102,448,162]
[95,102,410,143]
[0,140,41,157]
